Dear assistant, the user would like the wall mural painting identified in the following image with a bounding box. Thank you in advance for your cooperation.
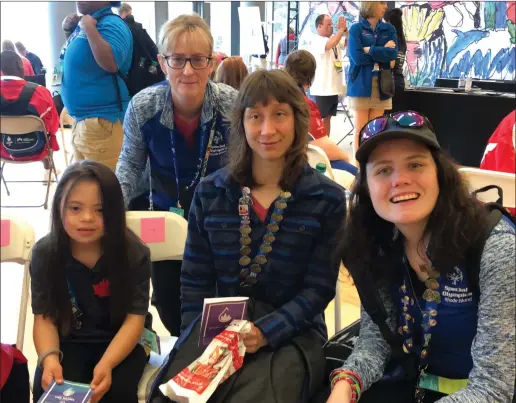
[294,1,515,85]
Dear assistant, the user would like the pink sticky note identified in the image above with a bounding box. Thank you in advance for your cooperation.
[140,217,165,243]
[1,220,10,247]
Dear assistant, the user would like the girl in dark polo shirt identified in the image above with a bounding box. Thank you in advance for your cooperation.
[30,160,152,403]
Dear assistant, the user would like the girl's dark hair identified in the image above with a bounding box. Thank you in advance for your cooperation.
[385,8,406,46]
[284,50,317,88]
[338,148,489,285]
[228,69,309,189]
[40,160,139,336]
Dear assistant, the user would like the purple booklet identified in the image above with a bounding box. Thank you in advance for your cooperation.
[37,380,93,403]
[199,297,249,347]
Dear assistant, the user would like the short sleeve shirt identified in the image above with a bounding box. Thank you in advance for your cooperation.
[61,7,133,123]
[30,234,151,343]
[309,35,345,96]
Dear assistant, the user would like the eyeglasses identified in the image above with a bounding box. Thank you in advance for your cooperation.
[359,111,432,146]
[161,55,212,70]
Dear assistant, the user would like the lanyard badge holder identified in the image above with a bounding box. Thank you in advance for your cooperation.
[53,26,80,87]
[332,47,343,73]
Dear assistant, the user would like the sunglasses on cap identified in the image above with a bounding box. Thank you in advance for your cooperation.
[359,111,434,146]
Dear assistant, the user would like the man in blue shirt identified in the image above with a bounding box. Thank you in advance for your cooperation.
[61,1,132,171]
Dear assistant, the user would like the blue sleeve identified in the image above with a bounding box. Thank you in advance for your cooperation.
[180,185,217,331]
[97,18,133,73]
[115,100,149,208]
[347,24,374,66]
[369,26,398,63]
[254,190,346,349]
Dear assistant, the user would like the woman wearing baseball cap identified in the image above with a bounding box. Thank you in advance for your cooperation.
[326,111,515,403]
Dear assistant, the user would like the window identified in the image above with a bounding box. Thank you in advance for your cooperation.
[125,2,157,42]
[208,2,231,55]
[168,2,193,20]
[0,2,51,71]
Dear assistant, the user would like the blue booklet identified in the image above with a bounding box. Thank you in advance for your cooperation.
[37,380,93,403]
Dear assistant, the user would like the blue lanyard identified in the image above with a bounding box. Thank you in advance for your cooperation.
[59,27,81,61]
[169,117,217,208]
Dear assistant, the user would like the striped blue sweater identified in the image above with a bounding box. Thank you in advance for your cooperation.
[180,165,347,348]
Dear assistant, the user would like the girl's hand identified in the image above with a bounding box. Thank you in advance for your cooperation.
[326,380,353,403]
[41,355,64,391]
[90,361,113,403]
[384,40,396,48]
[242,323,268,353]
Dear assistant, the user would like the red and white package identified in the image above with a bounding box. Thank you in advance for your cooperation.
[159,320,251,403]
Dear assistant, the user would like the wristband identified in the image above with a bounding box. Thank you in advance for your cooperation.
[37,349,63,369]
[330,369,363,391]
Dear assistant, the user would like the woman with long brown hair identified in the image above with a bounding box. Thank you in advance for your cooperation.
[150,69,347,403]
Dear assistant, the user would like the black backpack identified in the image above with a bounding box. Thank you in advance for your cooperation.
[96,14,165,107]
[1,82,47,159]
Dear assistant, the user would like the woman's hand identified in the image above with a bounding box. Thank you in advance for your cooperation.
[363,47,371,54]
[326,380,353,403]
[384,40,396,49]
[242,323,268,353]
[90,361,113,403]
[41,355,64,391]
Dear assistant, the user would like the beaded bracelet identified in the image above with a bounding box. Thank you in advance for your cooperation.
[332,375,359,403]
[330,369,363,392]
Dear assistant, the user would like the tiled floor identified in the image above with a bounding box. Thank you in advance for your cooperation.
[1,111,360,382]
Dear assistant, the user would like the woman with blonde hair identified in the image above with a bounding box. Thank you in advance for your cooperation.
[346,1,397,155]
[214,56,248,90]
[116,13,238,337]
[150,69,346,403]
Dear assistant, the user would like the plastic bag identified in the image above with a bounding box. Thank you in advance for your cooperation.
[159,320,251,403]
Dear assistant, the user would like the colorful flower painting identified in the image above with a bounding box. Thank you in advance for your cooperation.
[289,1,515,84]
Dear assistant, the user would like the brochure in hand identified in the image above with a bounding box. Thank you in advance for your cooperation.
[199,297,249,347]
[37,380,93,403]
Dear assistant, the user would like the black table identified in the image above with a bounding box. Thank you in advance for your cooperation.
[435,78,516,93]
[404,88,515,167]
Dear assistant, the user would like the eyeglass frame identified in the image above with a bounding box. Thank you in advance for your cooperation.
[160,54,213,70]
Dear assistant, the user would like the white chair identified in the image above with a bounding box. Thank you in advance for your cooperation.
[126,211,188,402]
[0,214,35,351]
[459,167,516,208]
[59,107,75,167]
[0,115,59,209]
[307,144,335,180]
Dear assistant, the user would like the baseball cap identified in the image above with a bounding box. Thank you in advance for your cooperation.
[356,111,441,163]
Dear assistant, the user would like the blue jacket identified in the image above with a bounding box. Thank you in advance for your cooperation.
[346,19,397,99]
[115,81,238,211]
[180,165,347,349]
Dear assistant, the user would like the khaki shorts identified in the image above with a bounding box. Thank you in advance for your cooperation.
[71,117,123,172]
[348,76,392,111]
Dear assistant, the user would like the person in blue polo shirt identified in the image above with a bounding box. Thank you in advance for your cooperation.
[115,14,237,336]
[60,1,132,171]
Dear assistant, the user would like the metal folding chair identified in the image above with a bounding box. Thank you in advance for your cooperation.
[336,100,354,146]
[1,115,59,209]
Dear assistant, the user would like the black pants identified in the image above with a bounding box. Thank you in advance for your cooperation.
[32,343,147,403]
[1,359,30,403]
[151,260,182,336]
